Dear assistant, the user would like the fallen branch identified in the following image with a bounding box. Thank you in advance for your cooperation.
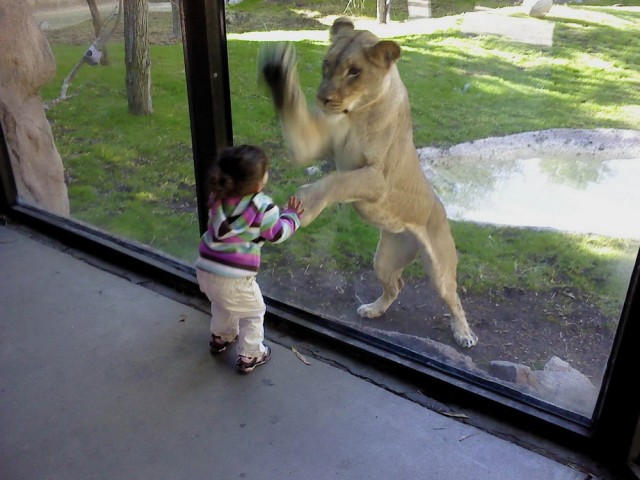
[46,0,122,108]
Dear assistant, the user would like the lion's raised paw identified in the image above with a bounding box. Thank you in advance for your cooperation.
[258,42,296,89]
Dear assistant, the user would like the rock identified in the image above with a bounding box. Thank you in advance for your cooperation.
[418,128,640,168]
[523,0,553,18]
[367,328,481,374]
[489,361,540,388]
[535,356,598,416]
[0,0,69,216]
[490,356,597,416]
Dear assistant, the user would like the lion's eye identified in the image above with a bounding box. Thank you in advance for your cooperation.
[347,66,361,78]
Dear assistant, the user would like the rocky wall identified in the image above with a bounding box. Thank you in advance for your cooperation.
[0,0,69,216]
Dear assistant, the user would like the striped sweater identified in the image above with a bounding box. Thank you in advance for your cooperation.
[195,192,301,277]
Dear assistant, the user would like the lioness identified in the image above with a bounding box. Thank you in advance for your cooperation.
[259,18,478,348]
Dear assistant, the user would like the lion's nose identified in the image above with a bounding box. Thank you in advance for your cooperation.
[317,93,331,105]
[317,84,336,105]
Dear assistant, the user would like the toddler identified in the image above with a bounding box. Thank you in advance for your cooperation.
[195,145,304,373]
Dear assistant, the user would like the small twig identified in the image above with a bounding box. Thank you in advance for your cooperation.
[440,411,470,420]
[291,346,311,365]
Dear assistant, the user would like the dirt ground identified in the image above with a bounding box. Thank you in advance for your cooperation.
[260,263,616,388]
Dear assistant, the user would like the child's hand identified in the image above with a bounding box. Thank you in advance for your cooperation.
[287,196,305,215]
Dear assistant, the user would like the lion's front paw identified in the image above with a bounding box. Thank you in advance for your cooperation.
[296,182,327,227]
[258,42,296,110]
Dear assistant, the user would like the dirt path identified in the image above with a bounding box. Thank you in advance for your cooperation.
[33,2,171,30]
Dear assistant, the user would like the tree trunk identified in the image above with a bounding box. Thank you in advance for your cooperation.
[377,0,392,23]
[124,0,153,115]
[86,0,109,65]
[171,0,181,39]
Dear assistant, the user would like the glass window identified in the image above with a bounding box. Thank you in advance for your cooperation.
[29,0,199,263]
[224,0,640,420]
[4,0,637,437]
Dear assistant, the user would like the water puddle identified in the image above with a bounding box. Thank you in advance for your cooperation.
[427,156,640,239]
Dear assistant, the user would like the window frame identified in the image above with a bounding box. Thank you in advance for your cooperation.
[1,0,638,474]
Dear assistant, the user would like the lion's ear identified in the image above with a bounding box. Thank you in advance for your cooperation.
[365,40,401,69]
[330,17,355,39]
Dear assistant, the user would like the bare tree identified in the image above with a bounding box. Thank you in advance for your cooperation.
[86,0,110,65]
[377,0,392,23]
[47,2,122,107]
[124,0,153,115]
[171,0,181,40]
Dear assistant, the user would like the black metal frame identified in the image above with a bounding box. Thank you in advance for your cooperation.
[592,255,640,468]
[0,125,17,216]
[180,0,233,233]
[1,0,639,475]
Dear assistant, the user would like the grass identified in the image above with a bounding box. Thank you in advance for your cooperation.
[451,223,636,316]
[41,1,640,318]
[397,14,640,146]
[44,43,197,258]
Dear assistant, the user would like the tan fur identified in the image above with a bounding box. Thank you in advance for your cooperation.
[259,18,477,347]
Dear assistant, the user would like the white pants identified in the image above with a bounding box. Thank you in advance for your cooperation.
[196,269,267,357]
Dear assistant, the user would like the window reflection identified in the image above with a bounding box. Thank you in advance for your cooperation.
[225,2,640,418]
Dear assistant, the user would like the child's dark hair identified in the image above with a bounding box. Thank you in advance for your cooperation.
[208,145,269,199]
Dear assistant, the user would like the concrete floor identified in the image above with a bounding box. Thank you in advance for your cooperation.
[0,222,600,479]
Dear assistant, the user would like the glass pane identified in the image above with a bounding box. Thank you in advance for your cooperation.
[225,1,640,419]
[19,1,198,262]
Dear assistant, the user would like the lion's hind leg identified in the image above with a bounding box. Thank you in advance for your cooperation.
[417,208,478,348]
[357,230,418,318]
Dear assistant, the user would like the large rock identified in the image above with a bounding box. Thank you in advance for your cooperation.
[523,0,553,18]
[0,0,69,216]
[419,128,640,167]
[490,356,598,416]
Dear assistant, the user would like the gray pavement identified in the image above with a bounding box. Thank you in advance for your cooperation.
[0,223,590,479]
